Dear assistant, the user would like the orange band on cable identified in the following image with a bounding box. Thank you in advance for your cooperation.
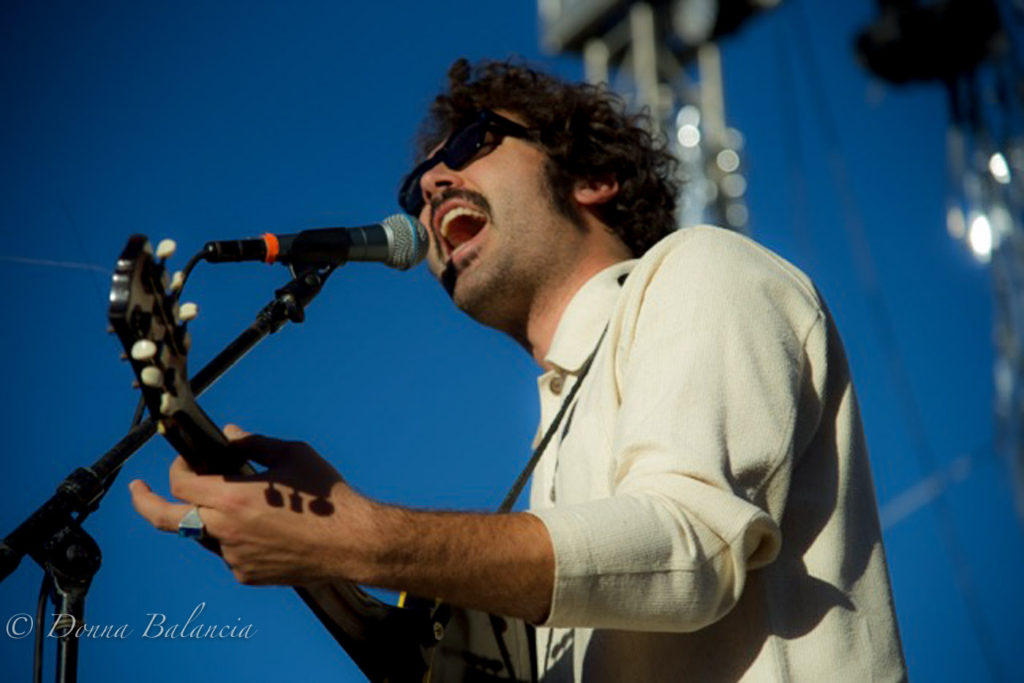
[262,233,279,264]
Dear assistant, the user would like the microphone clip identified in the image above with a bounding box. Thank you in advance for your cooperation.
[265,264,334,328]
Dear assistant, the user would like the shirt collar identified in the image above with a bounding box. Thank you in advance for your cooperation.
[544,260,636,374]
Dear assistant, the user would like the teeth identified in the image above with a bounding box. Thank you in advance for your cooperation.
[439,206,487,239]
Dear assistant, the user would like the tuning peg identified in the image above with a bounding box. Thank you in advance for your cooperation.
[157,421,167,435]
[131,379,139,389]
[179,302,198,322]
[140,366,162,388]
[131,339,157,361]
[156,239,177,260]
[107,324,115,334]
[182,331,192,352]
[170,271,185,293]
[119,352,128,361]
[159,392,173,416]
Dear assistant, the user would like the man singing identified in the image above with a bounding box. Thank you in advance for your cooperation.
[131,59,906,681]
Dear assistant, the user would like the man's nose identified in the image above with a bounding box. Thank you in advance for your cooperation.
[420,161,463,210]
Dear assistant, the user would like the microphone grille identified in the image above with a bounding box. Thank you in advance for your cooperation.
[381,214,429,270]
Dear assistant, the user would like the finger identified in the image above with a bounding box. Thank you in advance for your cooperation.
[222,426,293,468]
[223,424,250,441]
[129,479,194,533]
[169,455,198,479]
[168,456,232,506]
[188,505,230,543]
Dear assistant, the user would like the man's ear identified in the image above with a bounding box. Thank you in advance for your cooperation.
[573,175,619,207]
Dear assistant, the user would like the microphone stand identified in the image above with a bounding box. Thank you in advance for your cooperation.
[0,263,335,683]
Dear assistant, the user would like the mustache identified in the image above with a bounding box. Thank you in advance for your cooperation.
[429,188,492,221]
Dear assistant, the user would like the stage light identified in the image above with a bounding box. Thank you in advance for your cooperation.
[726,203,749,228]
[968,213,993,262]
[722,173,747,197]
[678,124,701,148]
[989,152,1011,184]
[716,149,740,173]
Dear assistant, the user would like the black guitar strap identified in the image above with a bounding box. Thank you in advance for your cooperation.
[497,325,608,515]
[498,272,627,514]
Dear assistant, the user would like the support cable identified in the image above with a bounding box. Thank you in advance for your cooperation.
[773,19,815,271]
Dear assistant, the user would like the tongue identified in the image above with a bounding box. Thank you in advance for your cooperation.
[447,214,485,248]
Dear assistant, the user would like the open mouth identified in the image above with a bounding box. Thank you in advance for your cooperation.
[438,206,488,259]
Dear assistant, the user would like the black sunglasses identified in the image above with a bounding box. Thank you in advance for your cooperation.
[398,110,538,216]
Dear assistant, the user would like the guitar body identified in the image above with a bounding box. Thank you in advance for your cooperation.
[427,606,536,682]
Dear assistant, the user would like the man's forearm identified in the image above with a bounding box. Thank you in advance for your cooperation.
[345,501,554,624]
[130,433,554,622]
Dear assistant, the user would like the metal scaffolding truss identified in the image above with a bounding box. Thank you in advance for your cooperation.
[946,62,1024,520]
[538,0,776,231]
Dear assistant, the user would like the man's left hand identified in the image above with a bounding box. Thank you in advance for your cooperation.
[129,424,374,586]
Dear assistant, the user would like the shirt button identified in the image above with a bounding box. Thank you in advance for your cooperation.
[550,375,565,395]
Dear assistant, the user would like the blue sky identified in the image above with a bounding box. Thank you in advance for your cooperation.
[1,1,1020,681]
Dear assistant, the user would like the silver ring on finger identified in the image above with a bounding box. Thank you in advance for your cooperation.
[177,505,206,540]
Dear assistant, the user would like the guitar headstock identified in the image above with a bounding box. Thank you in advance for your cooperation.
[109,235,245,475]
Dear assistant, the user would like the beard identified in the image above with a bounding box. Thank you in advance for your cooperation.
[448,240,535,345]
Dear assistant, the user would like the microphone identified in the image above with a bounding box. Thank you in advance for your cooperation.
[202,214,429,270]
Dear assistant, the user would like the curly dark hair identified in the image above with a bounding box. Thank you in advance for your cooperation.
[416,58,679,256]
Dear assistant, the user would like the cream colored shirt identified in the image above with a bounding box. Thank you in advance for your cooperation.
[528,227,905,682]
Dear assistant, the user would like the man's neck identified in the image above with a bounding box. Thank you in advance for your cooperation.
[524,250,628,369]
